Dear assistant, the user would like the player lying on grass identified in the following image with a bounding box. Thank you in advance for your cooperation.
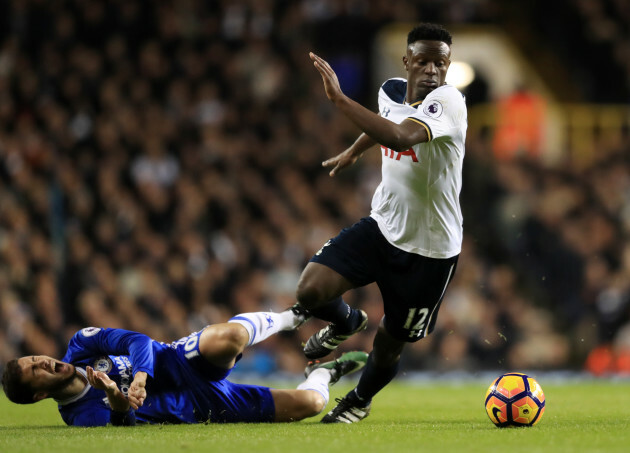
[1,305,367,426]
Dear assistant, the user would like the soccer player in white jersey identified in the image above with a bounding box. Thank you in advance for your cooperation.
[295,23,466,423]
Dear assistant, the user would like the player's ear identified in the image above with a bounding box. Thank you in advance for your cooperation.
[402,55,409,70]
[33,391,49,402]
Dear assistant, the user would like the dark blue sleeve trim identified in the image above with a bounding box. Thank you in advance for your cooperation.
[381,79,407,104]
[407,117,433,141]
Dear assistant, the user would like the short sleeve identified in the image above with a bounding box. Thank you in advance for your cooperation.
[407,85,465,142]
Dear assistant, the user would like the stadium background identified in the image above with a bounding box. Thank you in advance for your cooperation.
[0,0,629,379]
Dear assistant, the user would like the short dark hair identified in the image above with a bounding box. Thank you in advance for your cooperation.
[407,23,452,46]
[2,359,35,404]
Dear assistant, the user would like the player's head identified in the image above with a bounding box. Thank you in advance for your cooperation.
[2,356,76,404]
[403,23,453,101]
[407,23,452,47]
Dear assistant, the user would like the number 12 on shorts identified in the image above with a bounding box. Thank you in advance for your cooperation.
[403,307,429,338]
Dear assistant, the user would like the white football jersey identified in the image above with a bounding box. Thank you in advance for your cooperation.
[370,78,467,259]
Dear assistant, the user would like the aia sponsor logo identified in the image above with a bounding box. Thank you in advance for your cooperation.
[381,146,418,162]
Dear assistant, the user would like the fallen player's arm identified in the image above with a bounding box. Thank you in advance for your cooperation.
[128,371,148,410]
[86,366,136,426]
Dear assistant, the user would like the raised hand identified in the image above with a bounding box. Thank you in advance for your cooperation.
[309,52,344,103]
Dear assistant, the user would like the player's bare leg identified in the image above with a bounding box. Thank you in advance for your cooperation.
[270,388,327,422]
[296,262,354,308]
[199,306,310,369]
[296,262,368,359]
[197,323,250,369]
[271,351,368,422]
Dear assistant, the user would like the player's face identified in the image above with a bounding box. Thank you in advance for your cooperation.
[403,40,451,102]
[17,355,76,394]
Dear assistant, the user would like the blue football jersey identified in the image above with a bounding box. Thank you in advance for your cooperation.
[56,327,275,426]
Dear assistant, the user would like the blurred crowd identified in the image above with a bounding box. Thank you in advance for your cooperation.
[1,0,629,377]
[548,0,630,102]
[502,0,630,102]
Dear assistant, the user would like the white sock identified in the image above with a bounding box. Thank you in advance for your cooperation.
[297,368,331,407]
[228,311,298,346]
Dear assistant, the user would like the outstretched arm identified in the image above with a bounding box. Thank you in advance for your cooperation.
[310,52,428,151]
[323,133,376,177]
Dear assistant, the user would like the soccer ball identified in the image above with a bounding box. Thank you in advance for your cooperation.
[485,372,545,427]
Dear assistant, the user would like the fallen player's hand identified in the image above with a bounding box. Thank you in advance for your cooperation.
[86,366,118,393]
[128,371,148,410]
[87,366,132,413]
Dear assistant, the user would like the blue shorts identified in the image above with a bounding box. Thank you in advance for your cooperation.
[310,217,458,342]
[156,331,276,423]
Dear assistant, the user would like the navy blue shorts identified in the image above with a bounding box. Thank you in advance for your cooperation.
[310,217,458,342]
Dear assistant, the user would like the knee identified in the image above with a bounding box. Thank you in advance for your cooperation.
[295,278,322,308]
[221,324,250,354]
[296,270,332,308]
[200,323,249,359]
[308,392,328,416]
[296,263,352,309]
[273,389,328,422]
[296,391,327,420]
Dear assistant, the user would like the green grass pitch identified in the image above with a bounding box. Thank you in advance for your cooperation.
[2,378,629,453]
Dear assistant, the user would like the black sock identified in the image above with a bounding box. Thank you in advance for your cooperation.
[308,297,360,332]
[347,353,400,405]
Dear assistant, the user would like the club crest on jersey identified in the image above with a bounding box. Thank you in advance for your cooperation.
[423,100,443,118]
[93,356,113,373]
[81,327,102,337]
